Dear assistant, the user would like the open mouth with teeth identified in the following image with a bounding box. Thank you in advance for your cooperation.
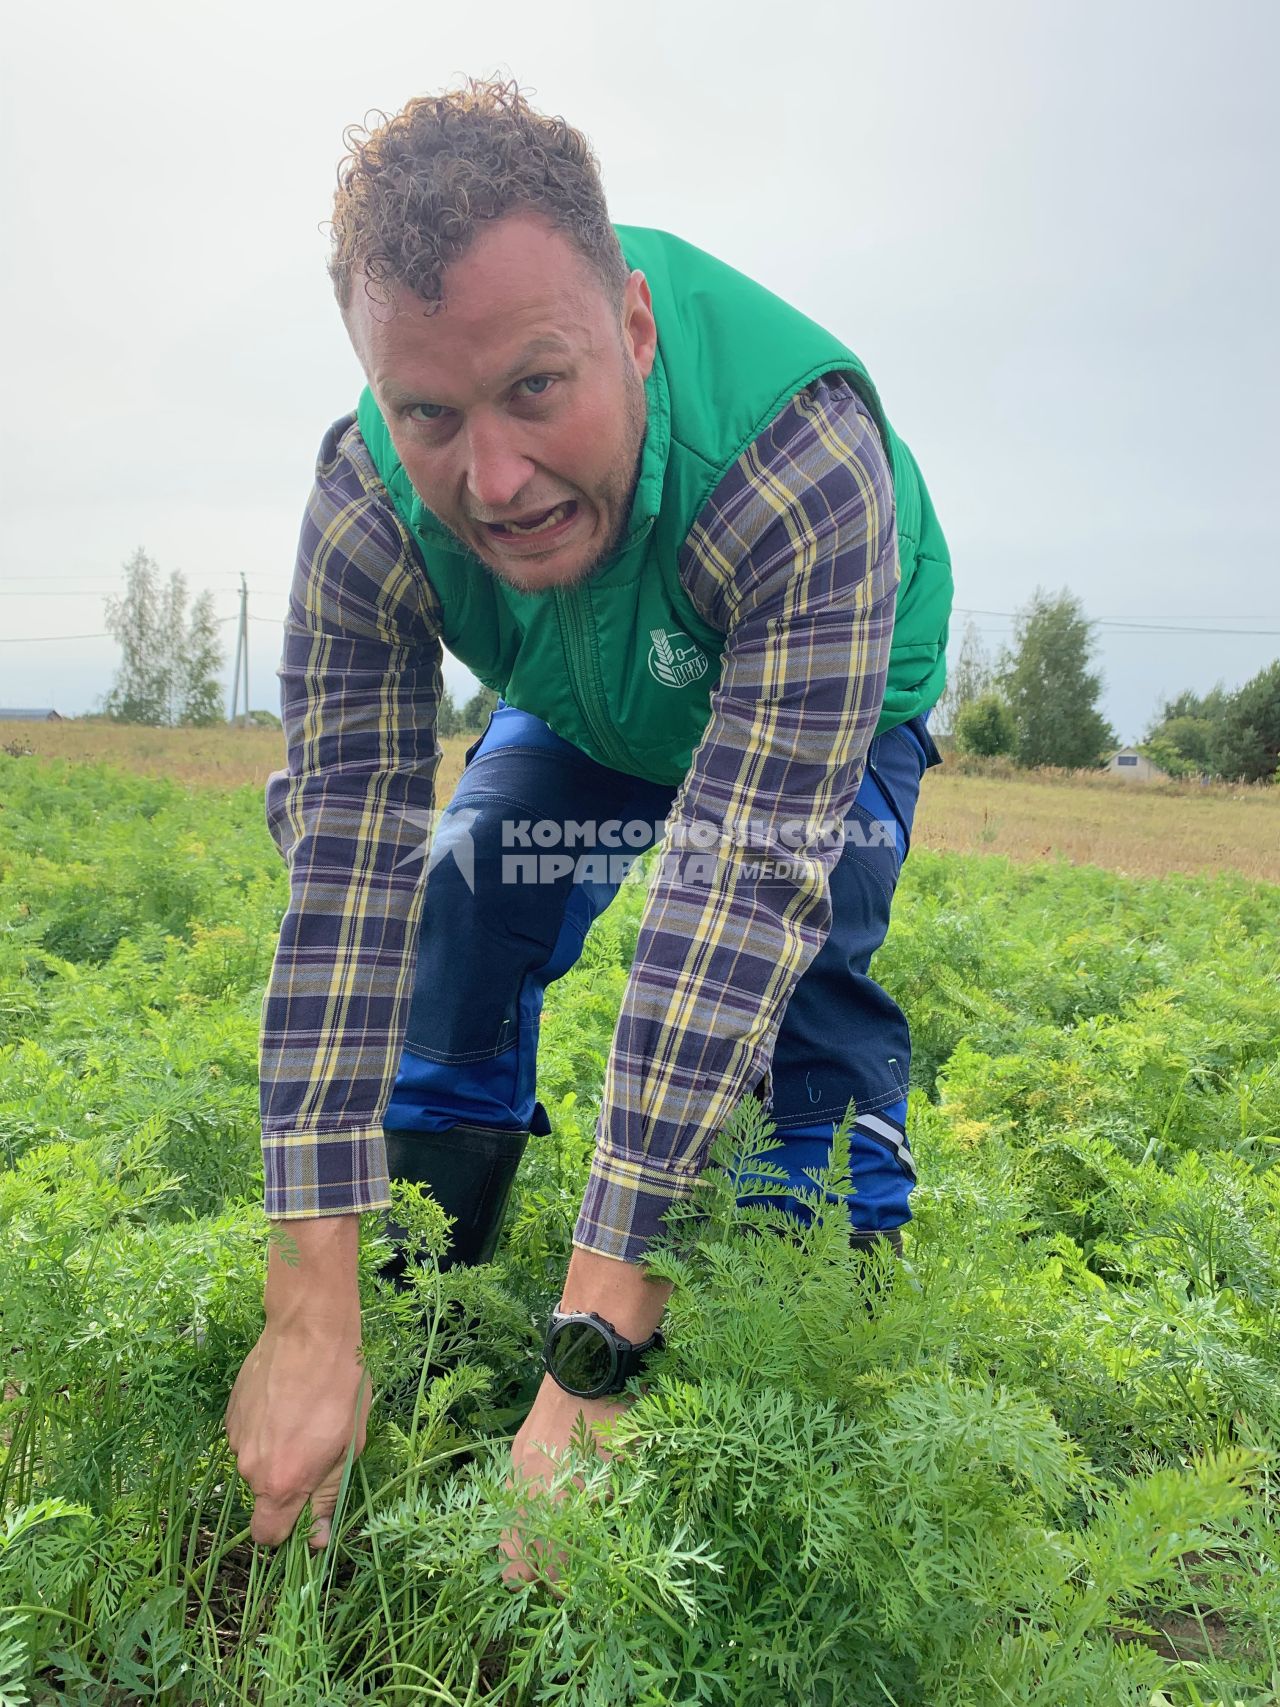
[485,500,578,540]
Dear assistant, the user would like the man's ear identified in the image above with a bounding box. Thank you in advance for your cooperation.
[622,271,657,380]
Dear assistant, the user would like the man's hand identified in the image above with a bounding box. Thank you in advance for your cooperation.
[501,1243,672,1588]
[224,1214,370,1551]
[500,1372,631,1587]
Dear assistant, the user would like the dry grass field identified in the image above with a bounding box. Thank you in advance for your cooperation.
[0,720,471,801]
[3,719,1278,883]
[913,763,1280,883]
[0,720,295,790]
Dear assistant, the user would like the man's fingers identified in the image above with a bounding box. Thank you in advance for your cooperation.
[500,1524,568,1594]
[500,1527,536,1586]
[250,1489,311,1548]
[226,1349,372,1551]
[241,1445,353,1550]
[301,1456,349,1552]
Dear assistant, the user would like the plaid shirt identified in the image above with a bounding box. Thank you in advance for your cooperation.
[260,374,899,1262]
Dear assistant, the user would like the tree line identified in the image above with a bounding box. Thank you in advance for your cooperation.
[97,548,497,737]
[97,551,1278,783]
[99,548,226,727]
[936,588,1279,784]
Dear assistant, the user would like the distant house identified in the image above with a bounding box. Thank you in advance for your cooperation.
[1105,746,1169,782]
[0,708,63,721]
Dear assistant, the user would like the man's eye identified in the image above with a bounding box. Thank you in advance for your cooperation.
[517,375,555,398]
[407,402,447,423]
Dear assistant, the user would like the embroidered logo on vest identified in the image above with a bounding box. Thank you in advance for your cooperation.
[648,627,709,688]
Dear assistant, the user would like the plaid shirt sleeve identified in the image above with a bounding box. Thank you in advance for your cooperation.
[259,416,444,1219]
[573,376,900,1261]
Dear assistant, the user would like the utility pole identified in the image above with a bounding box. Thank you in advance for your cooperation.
[228,573,250,726]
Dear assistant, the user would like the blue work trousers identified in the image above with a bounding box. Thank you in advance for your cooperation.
[385,703,942,1235]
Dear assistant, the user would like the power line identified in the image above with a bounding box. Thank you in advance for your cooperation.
[0,592,243,601]
[4,604,1276,646]
[1101,614,1277,622]
[0,631,113,643]
[0,615,241,644]
[2,575,246,585]
[0,585,246,598]
[955,606,1277,622]
[952,606,1280,637]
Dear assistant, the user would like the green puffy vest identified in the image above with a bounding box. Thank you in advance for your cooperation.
[356,225,953,785]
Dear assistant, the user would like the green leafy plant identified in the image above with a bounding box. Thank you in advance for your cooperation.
[1,754,1278,1704]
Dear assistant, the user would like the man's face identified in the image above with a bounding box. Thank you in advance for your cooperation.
[345,212,657,594]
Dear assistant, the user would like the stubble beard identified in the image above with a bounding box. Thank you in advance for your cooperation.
[465,362,649,598]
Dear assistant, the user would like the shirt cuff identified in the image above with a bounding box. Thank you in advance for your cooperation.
[572,1144,707,1262]
[261,1123,392,1219]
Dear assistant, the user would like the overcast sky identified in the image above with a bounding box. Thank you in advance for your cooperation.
[2,0,1276,742]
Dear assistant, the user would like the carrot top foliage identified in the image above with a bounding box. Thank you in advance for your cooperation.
[1,752,1278,1704]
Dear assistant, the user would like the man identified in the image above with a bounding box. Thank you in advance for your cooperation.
[224,76,952,1577]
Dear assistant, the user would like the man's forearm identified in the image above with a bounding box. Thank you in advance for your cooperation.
[561,1243,672,1341]
[265,1214,361,1330]
[265,1218,673,1341]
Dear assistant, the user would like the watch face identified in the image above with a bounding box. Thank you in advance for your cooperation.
[547,1316,617,1397]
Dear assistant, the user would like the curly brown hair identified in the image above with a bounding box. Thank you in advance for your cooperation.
[328,77,629,314]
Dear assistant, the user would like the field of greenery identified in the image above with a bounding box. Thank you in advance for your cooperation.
[1,751,1279,1705]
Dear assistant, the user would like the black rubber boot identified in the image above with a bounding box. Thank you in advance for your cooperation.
[849,1225,905,1312]
[379,1122,530,1286]
[850,1226,904,1259]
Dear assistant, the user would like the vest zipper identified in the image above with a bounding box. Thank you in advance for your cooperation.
[554,590,637,773]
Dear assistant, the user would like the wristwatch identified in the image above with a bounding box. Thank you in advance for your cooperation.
[542,1308,665,1399]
